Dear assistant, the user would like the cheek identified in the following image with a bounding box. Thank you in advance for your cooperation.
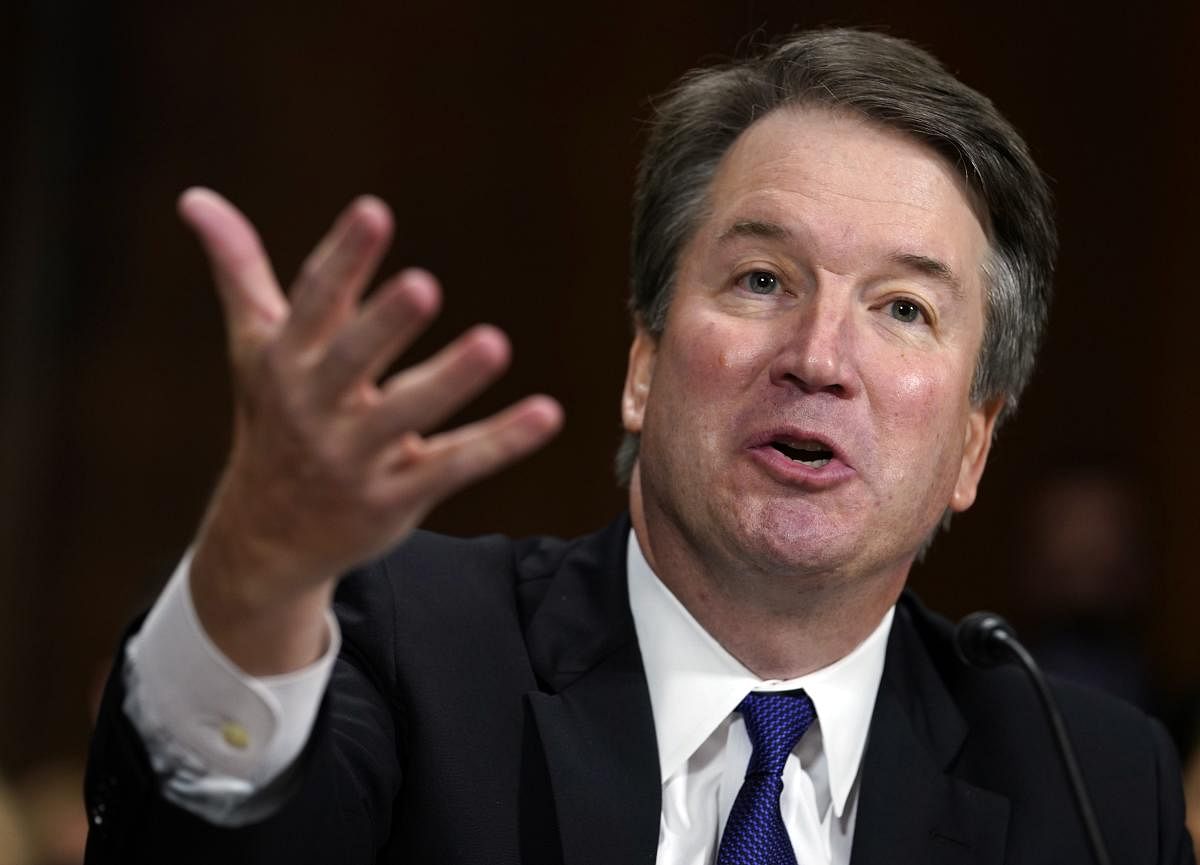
[667,316,770,386]
[648,318,773,457]
[877,364,964,452]
[713,326,771,371]
[891,368,939,408]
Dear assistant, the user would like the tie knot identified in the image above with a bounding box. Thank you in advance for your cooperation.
[737,690,817,778]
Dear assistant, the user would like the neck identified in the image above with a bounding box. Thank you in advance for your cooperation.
[629,476,907,680]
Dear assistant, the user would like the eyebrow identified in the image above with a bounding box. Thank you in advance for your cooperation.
[717,219,966,299]
[888,252,964,300]
[716,219,792,244]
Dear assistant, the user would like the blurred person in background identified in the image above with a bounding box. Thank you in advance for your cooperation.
[0,774,32,865]
[1013,462,1157,710]
[17,762,88,865]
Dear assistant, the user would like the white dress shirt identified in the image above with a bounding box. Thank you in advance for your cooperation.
[124,531,892,861]
[627,533,893,865]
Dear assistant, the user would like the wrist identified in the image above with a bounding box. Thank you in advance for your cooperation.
[190,491,337,676]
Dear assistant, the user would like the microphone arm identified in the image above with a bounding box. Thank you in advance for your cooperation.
[955,612,1113,865]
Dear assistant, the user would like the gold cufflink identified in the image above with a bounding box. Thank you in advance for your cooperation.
[220,721,250,750]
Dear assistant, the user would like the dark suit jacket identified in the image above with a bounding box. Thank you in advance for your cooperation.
[85,515,1194,864]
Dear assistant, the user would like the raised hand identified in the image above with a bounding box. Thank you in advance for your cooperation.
[178,189,563,674]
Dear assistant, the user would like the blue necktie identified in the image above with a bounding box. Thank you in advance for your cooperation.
[716,690,817,865]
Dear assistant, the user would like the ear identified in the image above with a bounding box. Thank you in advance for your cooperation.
[621,325,657,434]
[949,396,1005,513]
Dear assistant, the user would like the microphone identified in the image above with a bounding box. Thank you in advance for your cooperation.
[955,611,1018,668]
[955,612,1112,865]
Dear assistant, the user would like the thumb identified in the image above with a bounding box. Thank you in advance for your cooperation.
[178,187,288,346]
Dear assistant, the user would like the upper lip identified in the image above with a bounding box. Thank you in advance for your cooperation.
[745,427,849,467]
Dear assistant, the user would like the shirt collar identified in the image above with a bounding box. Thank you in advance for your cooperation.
[626,528,893,819]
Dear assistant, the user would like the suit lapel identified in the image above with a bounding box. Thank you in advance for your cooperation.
[850,597,1010,865]
[523,516,660,865]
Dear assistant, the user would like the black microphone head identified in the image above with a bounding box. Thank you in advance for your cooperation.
[955,611,1018,668]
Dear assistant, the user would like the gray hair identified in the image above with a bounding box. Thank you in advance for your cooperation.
[616,28,1056,485]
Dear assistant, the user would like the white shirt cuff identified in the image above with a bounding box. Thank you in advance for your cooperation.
[122,550,339,810]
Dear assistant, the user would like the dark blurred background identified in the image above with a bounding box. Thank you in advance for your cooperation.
[2,2,1198,861]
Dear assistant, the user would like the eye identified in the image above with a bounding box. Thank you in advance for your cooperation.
[739,270,780,295]
[888,298,927,324]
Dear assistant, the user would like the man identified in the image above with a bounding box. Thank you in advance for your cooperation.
[84,28,1192,864]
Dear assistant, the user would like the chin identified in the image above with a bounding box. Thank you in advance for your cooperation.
[720,498,857,576]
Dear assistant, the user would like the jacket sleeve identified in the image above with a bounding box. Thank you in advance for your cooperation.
[84,564,404,865]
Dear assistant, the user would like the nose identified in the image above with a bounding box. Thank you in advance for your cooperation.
[768,291,857,396]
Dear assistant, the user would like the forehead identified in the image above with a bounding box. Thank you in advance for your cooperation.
[700,105,989,280]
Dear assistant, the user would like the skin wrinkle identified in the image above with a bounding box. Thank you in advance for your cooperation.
[712,213,968,316]
[719,221,965,304]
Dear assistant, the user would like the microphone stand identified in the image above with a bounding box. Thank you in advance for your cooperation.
[956,612,1113,865]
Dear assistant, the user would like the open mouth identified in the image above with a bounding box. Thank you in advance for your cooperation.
[769,439,833,468]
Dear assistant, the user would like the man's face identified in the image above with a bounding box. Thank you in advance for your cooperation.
[624,105,1002,587]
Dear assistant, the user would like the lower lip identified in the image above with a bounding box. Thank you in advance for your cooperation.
[746,445,856,489]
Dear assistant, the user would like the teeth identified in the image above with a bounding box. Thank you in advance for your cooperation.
[777,439,824,451]
[770,439,833,466]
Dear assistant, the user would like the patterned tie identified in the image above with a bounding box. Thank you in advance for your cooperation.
[715,690,817,865]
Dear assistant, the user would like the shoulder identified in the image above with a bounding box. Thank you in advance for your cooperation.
[329,515,631,662]
[336,515,626,608]
[894,590,1158,744]
[892,591,1190,862]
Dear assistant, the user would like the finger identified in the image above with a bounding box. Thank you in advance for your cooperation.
[178,188,287,344]
[386,396,563,504]
[284,196,393,351]
[309,268,441,403]
[355,324,512,450]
